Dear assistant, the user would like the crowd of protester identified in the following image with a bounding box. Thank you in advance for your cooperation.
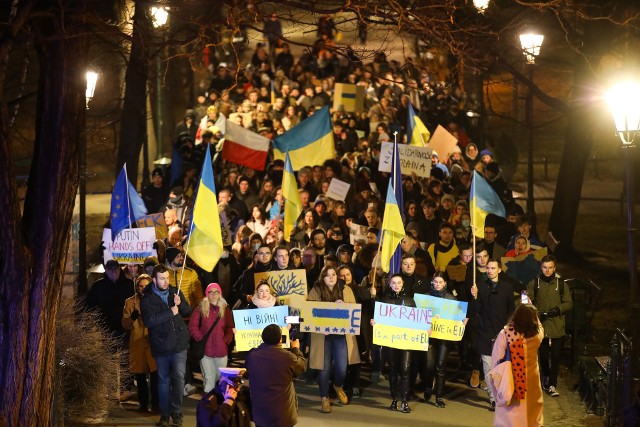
[86,16,575,426]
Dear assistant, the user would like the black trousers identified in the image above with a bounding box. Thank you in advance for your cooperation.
[539,336,563,387]
[426,339,449,397]
[386,348,411,402]
[135,372,159,409]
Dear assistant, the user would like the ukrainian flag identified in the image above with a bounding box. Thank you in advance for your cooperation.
[407,103,431,147]
[283,152,302,242]
[470,171,506,239]
[380,181,405,273]
[273,105,335,171]
[389,141,404,274]
[187,144,223,272]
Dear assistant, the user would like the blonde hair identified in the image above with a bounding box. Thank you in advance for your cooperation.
[200,294,228,318]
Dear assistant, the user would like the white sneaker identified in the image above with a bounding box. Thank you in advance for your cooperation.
[546,386,560,397]
[183,383,197,396]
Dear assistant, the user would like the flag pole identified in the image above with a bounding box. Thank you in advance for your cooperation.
[177,163,202,295]
[123,163,133,231]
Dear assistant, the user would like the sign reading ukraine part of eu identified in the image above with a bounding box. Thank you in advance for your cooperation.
[299,302,361,335]
[414,294,468,341]
[373,302,432,351]
[232,306,289,351]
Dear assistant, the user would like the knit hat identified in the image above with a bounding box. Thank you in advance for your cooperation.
[143,256,159,268]
[205,283,222,295]
[480,149,493,158]
[261,324,283,345]
[165,247,182,265]
[105,259,120,270]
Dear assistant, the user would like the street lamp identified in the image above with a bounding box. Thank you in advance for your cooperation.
[79,70,98,294]
[519,32,543,218]
[151,6,168,162]
[606,81,640,399]
[472,0,490,13]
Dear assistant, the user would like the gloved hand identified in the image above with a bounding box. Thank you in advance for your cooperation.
[546,307,561,318]
[538,312,548,322]
[130,309,140,321]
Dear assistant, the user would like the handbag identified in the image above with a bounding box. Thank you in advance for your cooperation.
[189,313,221,367]
[488,334,514,407]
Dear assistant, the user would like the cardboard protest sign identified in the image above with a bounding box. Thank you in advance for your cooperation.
[233,306,289,351]
[446,264,467,282]
[428,125,458,160]
[326,178,351,201]
[349,222,368,245]
[501,247,548,285]
[414,294,468,341]
[298,301,361,335]
[333,83,365,113]
[102,227,157,264]
[372,302,432,350]
[379,142,433,178]
[254,269,307,297]
[135,213,168,240]
[218,210,233,246]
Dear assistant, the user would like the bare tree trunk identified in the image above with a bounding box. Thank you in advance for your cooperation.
[0,0,87,425]
[117,1,151,186]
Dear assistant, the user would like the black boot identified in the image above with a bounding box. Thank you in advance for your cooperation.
[423,388,432,402]
[389,400,398,411]
[435,397,446,408]
[401,401,411,413]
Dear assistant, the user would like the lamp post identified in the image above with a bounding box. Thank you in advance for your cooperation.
[151,6,168,161]
[519,32,543,218]
[472,0,490,13]
[606,81,640,399]
[79,70,98,295]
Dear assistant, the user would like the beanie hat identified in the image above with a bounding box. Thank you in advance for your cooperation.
[205,283,222,295]
[261,324,282,345]
[165,247,182,265]
[480,149,493,158]
[143,256,159,268]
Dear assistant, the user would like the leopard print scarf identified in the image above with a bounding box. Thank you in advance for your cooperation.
[505,325,527,400]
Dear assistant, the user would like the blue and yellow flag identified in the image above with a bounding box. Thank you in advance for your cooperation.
[380,181,405,273]
[407,103,431,147]
[470,171,506,238]
[110,164,147,240]
[389,141,404,274]
[283,152,302,242]
[270,79,276,105]
[273,105,335,171]
[187,144,223,272]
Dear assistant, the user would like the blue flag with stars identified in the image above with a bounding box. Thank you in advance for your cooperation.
[110,164,147,240]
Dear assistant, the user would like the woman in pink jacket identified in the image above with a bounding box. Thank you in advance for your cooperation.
[189,283,235,393]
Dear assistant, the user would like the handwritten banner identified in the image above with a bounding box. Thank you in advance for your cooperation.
[254,269,307,298]
[232,306,289,351]
[102,227,157,264]
[135,213,168,240]
[372,302,433,350]
[414,294,468,341]
[379,142,433,178]
[326,178,351,201]
[298,301,361,335]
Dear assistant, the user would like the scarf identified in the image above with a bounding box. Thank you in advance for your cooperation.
[433,240,454,261]
[251,293,276,308]
[152,284,170,306]
[505,325,527,400]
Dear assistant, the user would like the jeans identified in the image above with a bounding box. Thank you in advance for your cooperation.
[387,347,411,402]
[539,336,563,387]
[481,354,494,402]
[201,355,228,393]
[156,350,187,418]
[317,335,348,397]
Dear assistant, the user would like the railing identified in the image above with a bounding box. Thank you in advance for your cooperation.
[516,153,617,181]
[605,328,634,426]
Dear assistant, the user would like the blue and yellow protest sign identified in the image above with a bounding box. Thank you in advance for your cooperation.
[299,301,361,335]
[373,302,432,350]
[232,306,289,351]
[414,294,468,341]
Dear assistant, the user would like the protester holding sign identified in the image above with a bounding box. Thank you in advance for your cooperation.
[307,265,361,413]
[247,280,280,309]
[376,274,415,414]
[415,272,458,409]
[188,283,235,393]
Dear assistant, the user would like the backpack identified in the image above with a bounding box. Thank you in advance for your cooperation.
[533,276,565,303]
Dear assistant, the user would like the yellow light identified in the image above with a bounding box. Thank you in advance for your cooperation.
[519,33,544,64]
[606,81,640,145]
[151,6,169,28]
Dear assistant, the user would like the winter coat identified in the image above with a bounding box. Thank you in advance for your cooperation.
[492,325,544,427]
[526,274,573,339]
[168,266,203,311]
[307,285,361,369]
[189,305,235,358]
[86,275,135,343]
[245,344,306,427]
[140,285,193,358]
[471,274,515,356]
[122,294,157,373]
[196,386,252,427]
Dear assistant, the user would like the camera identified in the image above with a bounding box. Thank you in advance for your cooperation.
[285,316,304,341]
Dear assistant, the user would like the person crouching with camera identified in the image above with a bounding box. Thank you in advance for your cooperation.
[196,367,251,427]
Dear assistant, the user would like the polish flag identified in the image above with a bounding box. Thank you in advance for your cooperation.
[221,118,269,171]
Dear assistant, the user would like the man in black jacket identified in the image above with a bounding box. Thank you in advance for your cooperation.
[141,264,193,427]
[470,259,515,412]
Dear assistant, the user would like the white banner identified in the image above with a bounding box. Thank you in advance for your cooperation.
[102,227,158,264]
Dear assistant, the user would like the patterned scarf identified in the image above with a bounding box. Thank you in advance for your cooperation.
[505,325,527,400]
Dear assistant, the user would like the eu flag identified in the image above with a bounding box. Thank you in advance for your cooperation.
[110,164,147,240]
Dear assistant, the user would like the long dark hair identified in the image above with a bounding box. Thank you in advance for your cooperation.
[509,304,540,339]
[316,265,343,302]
